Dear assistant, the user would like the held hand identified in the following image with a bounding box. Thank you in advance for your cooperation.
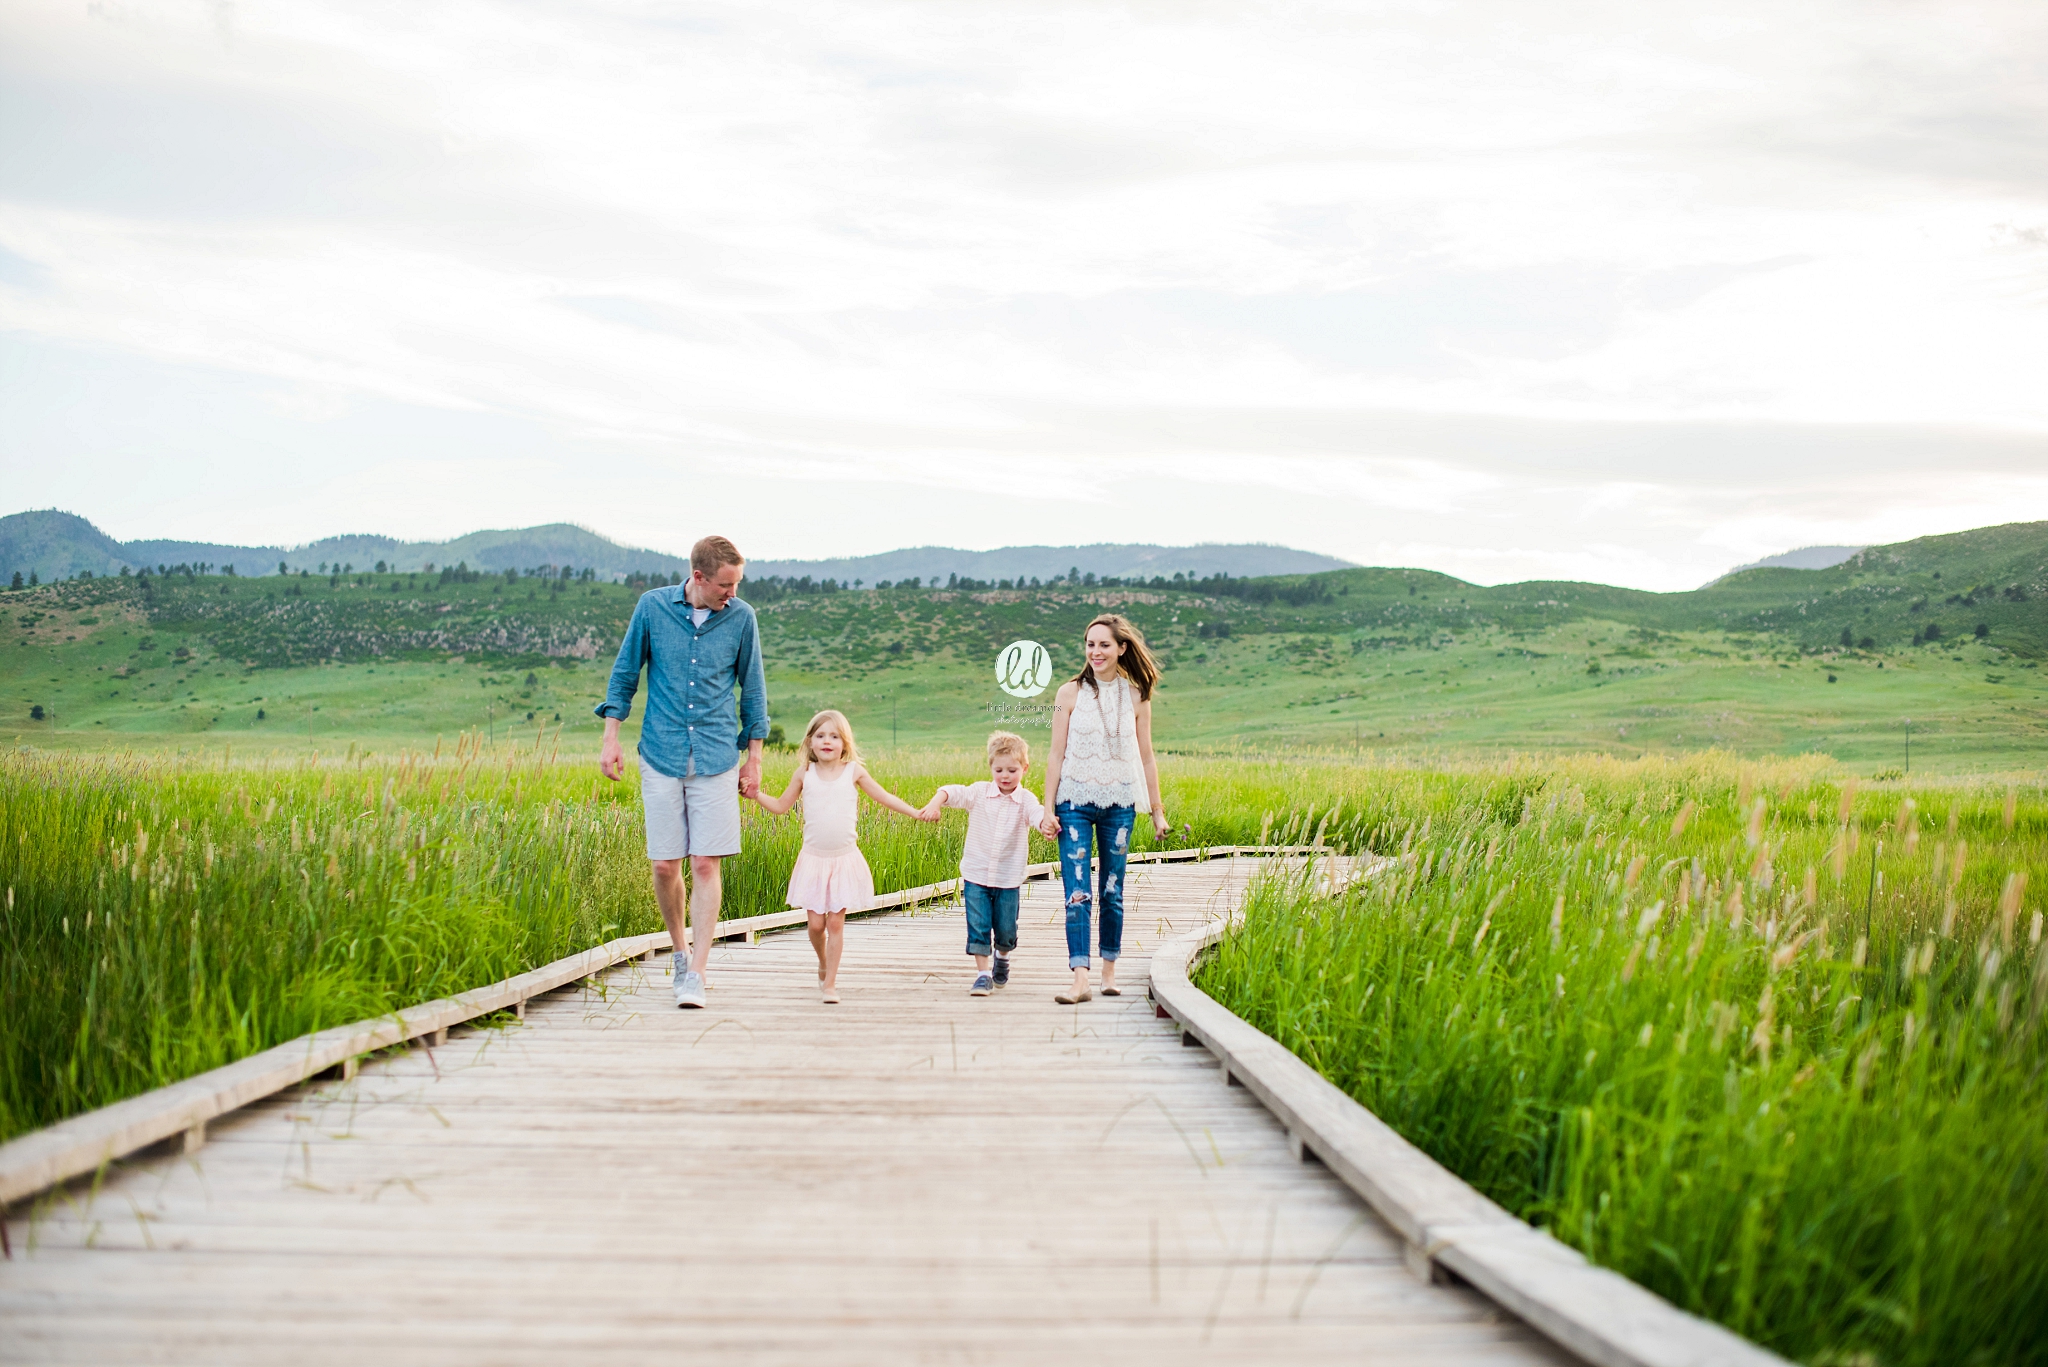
[1038,812,1062,840]
[599,735,625,781]
[738,753,762,800]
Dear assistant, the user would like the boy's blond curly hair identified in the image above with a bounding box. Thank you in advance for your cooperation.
[986,731,1029,764]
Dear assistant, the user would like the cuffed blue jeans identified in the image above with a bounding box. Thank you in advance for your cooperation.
[1056,801,1136,968]
[963,881,1020,956]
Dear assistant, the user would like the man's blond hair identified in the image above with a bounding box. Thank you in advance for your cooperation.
[987,731,1029,765]
[691,535,745,577]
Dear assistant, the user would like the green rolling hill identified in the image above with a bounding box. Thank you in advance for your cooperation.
[5,521,2044,773]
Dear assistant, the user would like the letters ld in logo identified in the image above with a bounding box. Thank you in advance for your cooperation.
[995,640,1053,698]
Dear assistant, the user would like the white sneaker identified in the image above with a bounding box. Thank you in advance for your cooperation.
[674,966,707,1009]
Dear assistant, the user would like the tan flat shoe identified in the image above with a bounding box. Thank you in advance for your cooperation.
[1054,988,1092,1005]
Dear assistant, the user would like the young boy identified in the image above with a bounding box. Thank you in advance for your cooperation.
[922,732,1045,995]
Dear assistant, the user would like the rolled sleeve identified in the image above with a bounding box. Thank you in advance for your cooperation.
[735,612,770,742]
[937,783,974,809]
[596,602,650,721]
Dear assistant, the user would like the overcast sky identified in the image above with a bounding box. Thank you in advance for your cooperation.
[3,0,2045,590]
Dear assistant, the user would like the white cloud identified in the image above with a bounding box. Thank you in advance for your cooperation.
[1,0,2045,590]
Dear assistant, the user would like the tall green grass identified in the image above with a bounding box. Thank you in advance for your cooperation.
[1197,755,2047,1367]
[0,743,980,1142]
[0,741,1395,1143]
[0,742,1879,1139]
[14,737,2044,1366]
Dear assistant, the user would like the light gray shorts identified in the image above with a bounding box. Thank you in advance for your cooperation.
[639,756,742,860]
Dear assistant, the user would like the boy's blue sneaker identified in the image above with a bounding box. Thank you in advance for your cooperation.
[970,973,993,997]
[991,956,1011,988]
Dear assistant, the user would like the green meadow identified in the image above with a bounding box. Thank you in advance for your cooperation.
[5,517,2046,773]
[1201,759,2048,1367]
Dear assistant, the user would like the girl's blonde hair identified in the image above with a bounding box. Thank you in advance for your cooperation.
[799,709,861,766]
[1074,613,1161,701]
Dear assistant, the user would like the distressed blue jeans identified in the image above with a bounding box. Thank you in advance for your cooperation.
[1056,801,1136,968]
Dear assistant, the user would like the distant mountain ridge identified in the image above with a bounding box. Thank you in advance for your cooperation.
[0,511,1348,587]
[745,543,1352,585]
[1709,544,1865,585]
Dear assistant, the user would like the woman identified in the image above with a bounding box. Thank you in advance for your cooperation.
[1037,613,1171,1003]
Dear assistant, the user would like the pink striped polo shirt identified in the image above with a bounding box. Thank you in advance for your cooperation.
[936,780,1046,888]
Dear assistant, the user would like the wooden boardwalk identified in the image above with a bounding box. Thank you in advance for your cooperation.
[1,862,1567,1366]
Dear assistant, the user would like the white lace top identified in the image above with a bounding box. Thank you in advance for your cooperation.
[1056,675,1149,812]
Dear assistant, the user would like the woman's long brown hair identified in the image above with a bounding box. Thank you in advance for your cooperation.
[1074,613,1160,702]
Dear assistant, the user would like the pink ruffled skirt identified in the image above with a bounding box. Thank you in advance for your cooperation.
[787,845,875,914]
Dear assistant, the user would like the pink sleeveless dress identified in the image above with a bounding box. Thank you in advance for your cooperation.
[785,764,876,914]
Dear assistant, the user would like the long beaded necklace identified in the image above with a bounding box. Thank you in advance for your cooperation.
[1090,673,1125,761]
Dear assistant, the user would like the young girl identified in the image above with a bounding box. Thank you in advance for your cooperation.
[753,709,932,1003]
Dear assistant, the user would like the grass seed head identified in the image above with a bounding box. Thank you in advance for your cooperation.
[1999,871,2026,951]
[1635,900,1663,938]
[1671,799,1695,838]
[1750,985,1776,1063]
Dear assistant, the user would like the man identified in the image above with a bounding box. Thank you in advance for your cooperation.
[596,535,767,1009]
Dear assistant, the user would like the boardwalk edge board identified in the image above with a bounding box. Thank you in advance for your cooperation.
[1149,913,1793,1367]
[0,844,1306,1209]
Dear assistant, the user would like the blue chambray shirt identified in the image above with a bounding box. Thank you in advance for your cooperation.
[594,587,769,779]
